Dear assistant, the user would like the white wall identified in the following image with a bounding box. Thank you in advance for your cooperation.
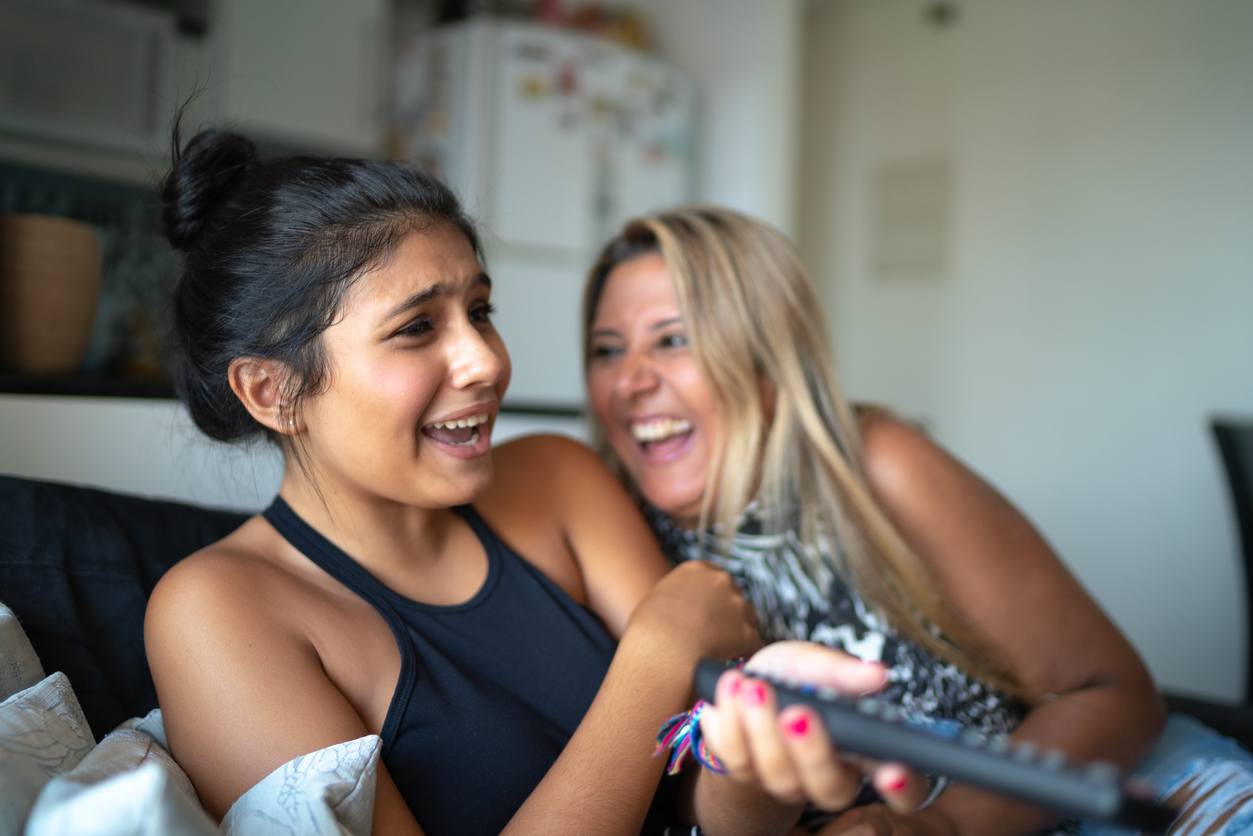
[800,0,1253,700]
[631,0,804,236]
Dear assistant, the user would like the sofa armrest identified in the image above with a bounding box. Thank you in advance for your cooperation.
[1163,690,1253,749]
[0,474,248,739]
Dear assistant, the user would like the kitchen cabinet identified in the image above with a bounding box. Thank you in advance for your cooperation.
[211,0,390,156]
[394,18,693,406]
[0,0,392,179]
[0,0,176,157]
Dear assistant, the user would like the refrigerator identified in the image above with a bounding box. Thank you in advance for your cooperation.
[393,17,694,412]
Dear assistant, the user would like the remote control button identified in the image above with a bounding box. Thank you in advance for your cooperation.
[1039,749,1067,770]
[1012,741,1039,762]
[856,698,881,716]
[1085,762,1119,785]
[986,735,1011,754]
[960,729,987,747]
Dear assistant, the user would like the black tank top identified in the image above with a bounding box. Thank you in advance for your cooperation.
[262,496,617,836]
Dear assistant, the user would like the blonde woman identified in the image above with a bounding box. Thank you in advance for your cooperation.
[582,207,1250,834]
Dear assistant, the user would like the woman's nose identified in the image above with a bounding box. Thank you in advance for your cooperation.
[449,324,505,390]
[616,349,660,399]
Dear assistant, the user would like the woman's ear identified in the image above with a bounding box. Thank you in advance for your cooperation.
[228,357,298,435]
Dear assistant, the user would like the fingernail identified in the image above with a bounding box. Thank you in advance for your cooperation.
[745,682,767,706]
[784,714,809,737]
[726,676,742,697]
[887,776,908,793]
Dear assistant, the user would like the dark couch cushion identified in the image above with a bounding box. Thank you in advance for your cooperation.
[0,474,248,739]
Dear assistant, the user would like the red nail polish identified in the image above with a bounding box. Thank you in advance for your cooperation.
[887,776,908,793]
[746,682,767,705]
[785,714,809,737]
[727,677,742,697]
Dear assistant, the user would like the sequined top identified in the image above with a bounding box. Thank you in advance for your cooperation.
[644,504,1024,736]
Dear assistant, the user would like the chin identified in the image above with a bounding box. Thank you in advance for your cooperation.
[639,485,703,523]
[458,470,495,503]
[423,465,494,509]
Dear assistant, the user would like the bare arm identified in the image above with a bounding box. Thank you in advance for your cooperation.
[144,553,424,836]
[851,410,1164,834]
[686,412,1164,836]
[488,435,762,835]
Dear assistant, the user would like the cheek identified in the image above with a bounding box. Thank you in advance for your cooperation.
[585,369,614,423]
[360,357,443,422]
[493,337,512,395]
[671,364,719,432]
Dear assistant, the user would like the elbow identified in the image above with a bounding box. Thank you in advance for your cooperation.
[1106,660,1169,763]
[1139,680,1169,750]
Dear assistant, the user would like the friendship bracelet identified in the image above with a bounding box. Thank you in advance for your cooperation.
[655,658,750,775]
[655,699,727,775]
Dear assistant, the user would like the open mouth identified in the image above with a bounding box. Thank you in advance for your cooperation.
[421,412,490,449]
[630,417,693,459]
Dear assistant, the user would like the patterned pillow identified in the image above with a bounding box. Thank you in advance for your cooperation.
[0,671,95,833]
[115,707,171,749]
[25,762,216,836]
[221,734,382,836]
[0,601,44,701]
[24,725,216,836]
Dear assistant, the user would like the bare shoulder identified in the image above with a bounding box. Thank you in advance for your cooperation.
[852,405,1040,577]
[855,406,963,509]
[144,517,380,818]
[492,433,608,478]
[486,433,620,513]
[146,518,299,640]
[144,516,322,720]
[484,433,666,636]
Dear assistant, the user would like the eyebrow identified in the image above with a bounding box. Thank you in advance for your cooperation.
[589,316,684,342]
[383,272,491,321]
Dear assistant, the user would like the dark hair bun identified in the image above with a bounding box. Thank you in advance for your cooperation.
[161,128,257,252]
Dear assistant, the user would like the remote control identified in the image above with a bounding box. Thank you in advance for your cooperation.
[693,658,1177,833]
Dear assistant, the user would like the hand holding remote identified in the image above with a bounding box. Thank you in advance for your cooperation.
[694,649,1177,832]
[697,642,934,815]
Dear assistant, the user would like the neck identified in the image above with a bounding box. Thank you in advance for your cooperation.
[276,471,460,576]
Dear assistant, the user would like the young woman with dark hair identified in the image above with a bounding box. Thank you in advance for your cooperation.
[143,128,765,835]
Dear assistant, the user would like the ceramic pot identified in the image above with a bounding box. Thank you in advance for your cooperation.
[0,213,103,374]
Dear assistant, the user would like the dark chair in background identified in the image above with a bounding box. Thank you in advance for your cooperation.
[1211,418,1253,704]
[1162,419,1253,747]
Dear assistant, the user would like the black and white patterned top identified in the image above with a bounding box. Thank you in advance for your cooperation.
[645,505,1090,834]
[644,504,1024,737]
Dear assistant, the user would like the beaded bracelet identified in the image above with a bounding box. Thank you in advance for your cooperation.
[655,698,726,775]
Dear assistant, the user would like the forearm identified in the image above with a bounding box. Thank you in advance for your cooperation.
[686,769,805,836]
[925,679,1165,835]
[501,630,691,835]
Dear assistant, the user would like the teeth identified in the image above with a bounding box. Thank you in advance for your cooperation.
[427,413,489,431]
[630,418,692,443]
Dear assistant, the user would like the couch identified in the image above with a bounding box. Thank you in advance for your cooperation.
[0,475,247,741]
[0,474,380,835]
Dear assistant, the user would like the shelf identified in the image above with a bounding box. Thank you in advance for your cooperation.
[0,373,173,399]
